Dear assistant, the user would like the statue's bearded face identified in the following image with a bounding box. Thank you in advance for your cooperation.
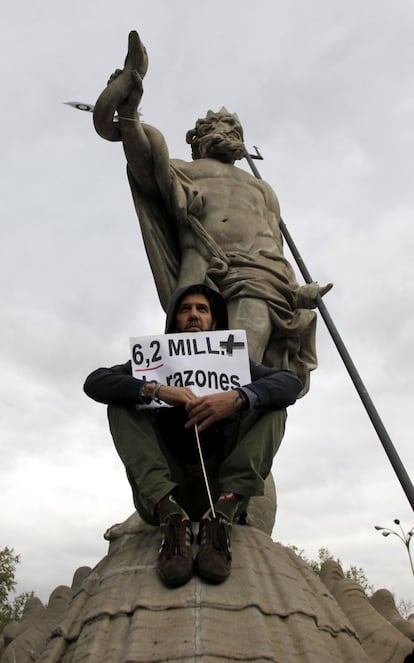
[186,112,245,163]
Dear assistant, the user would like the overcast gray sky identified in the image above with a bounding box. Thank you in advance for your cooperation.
[1,0,413,605]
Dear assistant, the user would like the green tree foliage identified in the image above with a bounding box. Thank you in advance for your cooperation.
[0,547,33,632]
[290,545,414,617]
[288,545,374,594]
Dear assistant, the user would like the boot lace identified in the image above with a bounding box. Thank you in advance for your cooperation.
[161,515,192,559]
[200,517,231,559]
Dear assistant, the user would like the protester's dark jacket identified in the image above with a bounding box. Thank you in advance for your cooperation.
[84,285,302,410]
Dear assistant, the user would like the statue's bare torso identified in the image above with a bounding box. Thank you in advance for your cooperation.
[173,158,283,257]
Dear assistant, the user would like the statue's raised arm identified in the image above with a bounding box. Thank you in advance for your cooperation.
[94,31,169,197]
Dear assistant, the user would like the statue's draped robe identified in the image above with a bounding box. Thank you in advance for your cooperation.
[127,124,318,395]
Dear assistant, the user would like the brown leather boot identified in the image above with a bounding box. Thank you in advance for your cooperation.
[157,514,194,587]
[195,516,232,583]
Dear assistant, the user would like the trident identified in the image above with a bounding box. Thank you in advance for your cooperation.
[244,146,414,511]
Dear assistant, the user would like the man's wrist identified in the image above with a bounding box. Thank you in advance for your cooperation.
[234,388,249,411]
[140,381,163,403]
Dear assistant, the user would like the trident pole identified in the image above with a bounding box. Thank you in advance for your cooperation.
[244,148,414,511]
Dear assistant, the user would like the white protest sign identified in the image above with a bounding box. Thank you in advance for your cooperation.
[130,329,251,408]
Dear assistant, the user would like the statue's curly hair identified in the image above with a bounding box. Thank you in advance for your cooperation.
[186,108,244,160]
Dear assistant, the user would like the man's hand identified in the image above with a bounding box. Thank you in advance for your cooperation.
[185,391,244,433]
[157,385,197,407]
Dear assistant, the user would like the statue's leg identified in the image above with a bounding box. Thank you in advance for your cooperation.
[227,297,272,363]
[108,405,178,525]
[176,249,210,289]
[217,408,287,498]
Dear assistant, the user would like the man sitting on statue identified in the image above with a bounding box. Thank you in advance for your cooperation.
[84,284,302,587]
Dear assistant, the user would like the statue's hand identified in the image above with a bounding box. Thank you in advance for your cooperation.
[297,282,333,309]
[318,282,333,298]
[107,68,123,85]
[117,69,143,116]
[93,31,147,140]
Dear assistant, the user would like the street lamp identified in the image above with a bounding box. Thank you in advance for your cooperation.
[374,519,414,577]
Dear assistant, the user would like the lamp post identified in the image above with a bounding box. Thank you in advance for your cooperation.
[374,520,414,577]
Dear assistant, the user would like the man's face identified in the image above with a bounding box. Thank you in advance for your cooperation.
[175,294,216,332]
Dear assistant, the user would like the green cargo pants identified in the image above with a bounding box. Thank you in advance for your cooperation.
[108,404,286,524]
